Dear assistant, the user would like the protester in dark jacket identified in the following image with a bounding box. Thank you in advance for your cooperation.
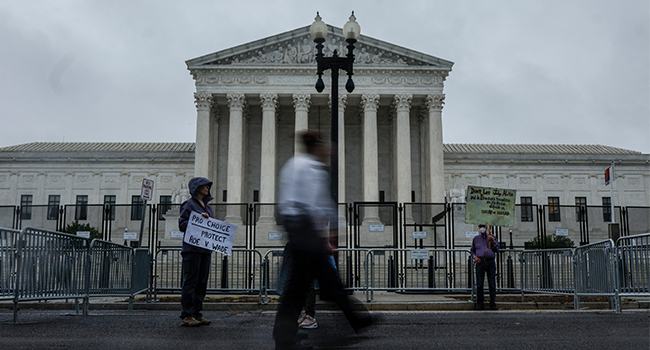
[178,177,214,326]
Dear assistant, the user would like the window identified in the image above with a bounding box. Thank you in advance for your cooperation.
[20,195,33,220]
[75,195,88,220]
[520,197,533,222]
[253,190,259,203]
[379,191,385,203]
[158,195,172,220]
[131,195,144,221]
[548,197,561,222]
[47,195,60,220]
[575,197,587,222]
[602,197,612,222]
[104,195,116,221]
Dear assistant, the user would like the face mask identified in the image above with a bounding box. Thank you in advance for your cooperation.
[479,228,486,234]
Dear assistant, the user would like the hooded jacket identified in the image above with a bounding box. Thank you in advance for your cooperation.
[179,177,214,254]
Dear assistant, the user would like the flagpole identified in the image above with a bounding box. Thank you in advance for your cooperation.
[610,161,615,224]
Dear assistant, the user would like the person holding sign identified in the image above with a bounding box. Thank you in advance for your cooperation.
[178,177,214,327]
[273,131,373,350]
[470,224,499,310]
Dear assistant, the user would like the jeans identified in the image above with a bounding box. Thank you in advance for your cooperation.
[180,252,211,318]
[476,259,497,308]
[273,215,369,346]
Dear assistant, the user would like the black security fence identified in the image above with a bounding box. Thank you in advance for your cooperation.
[3,202,648,256]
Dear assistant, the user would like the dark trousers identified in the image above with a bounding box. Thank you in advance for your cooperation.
[476,259,497,308]
[180,252,211,318]
[273,216,368,346]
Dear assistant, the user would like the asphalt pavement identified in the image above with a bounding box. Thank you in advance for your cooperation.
[1,308,648,349]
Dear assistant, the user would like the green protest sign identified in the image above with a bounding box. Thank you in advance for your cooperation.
[465,186,517,227]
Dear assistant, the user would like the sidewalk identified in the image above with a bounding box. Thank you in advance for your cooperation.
[3,292,648,312]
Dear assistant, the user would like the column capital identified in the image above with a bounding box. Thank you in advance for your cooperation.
[227,93,247,111]
[260,93,278,111]
[328,94,348,112]
[292,93,311,111]
[360,93,380,112]
[426,93,446,112]
[194,92,212,111]
[393,93,413,112]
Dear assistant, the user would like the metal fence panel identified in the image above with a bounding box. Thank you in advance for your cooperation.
[615,233,650,312]
[154,248,262,298]
[0,228,20,300]
[520,249,575,295]
[574,239,616,311]
[366,248,473,302]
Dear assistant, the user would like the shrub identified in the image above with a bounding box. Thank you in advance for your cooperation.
[62,220,102,240]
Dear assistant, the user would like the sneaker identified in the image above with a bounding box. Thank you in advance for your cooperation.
[194,316,211,325]
[181,316,200,327]
[297,312,307,325]
[298,315,318,329]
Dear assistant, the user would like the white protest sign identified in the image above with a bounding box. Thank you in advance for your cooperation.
[170,230,183,239]
[184,211,237,255]
[76,231,90,239]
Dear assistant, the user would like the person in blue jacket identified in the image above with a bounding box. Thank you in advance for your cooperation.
[178,177,214,326]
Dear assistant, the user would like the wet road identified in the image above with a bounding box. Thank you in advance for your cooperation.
[1,309,648,349]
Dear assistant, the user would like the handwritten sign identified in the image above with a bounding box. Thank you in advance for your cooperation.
[184,211,237,255]
[465,186,517,227]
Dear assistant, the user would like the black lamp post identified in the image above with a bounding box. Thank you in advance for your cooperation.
[310,11,360,208]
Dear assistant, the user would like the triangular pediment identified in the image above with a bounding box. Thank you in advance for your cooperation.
[186,26,453,69]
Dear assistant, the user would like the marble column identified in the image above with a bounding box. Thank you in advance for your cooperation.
[361,93,381,224]
[293,93,311,154]
[425,93,446,203]
[225,93,247,225]
[258,93,278,224]
[193,92,212,178]
[393,94,413,204]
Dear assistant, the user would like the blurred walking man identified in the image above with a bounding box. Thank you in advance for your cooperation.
[273,131,373,350]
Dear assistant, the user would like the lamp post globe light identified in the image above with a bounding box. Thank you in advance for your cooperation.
[310,11,360,212]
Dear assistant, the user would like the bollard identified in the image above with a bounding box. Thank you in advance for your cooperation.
[221,255,228,289]
[507,255,515,289]
[388,255,396,288]
[428,255,435,288]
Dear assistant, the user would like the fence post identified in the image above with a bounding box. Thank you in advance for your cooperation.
[221,255,229,289]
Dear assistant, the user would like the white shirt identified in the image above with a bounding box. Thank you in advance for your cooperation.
[278,154,337,232]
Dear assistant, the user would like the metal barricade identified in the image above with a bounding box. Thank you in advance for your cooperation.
[520,248,575,298]
[574,239,616,310]
[13,227,89,323]
[366,248,473,302]
[0,228,20,301]
[84,240,150,313]
[153,248,263,302]
[615,233,650,312]
[261,248,370,304]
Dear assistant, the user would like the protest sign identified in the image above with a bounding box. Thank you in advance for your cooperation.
[183,211,237,255]
[465,186,517,227]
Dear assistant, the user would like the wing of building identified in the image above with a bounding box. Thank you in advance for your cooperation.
[1,25,648,248]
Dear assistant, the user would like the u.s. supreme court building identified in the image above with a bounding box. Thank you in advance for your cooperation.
[1,26,648,250]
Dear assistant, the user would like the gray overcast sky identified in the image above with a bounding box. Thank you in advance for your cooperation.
[1,0,648,153]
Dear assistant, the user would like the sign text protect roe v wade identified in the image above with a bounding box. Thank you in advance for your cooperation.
[184,211,237,255]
